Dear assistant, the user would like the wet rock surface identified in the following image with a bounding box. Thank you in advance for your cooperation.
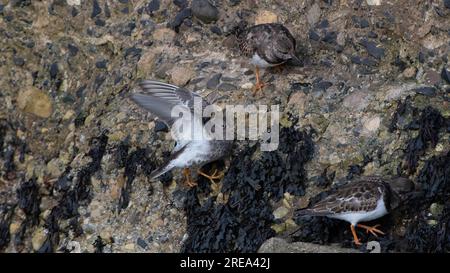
[0,0,449,253]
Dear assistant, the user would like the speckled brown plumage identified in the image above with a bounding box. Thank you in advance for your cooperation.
[238,23,299,66]
[296,176,414,245]
[300,177,391,216]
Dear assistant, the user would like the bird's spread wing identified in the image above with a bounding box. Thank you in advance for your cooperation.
[130,80,203,127]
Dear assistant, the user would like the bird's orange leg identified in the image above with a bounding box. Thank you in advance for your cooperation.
[357,224,385,237]
[197,168,224,184]
[350,224,362,245]
[252,66,266,96]
[183,168,197,188]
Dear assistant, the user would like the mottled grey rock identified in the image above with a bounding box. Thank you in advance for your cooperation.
[307,3,321,26]
[191,0,219,24]
[258,238,361,253]
[218,83,237,91]
[360,39,385,60]
[206,73,222,89]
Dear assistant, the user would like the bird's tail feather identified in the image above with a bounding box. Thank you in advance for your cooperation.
[150,161,174,180]
[295,208,330,217]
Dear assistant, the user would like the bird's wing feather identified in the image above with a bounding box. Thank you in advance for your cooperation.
[130,80,203,127]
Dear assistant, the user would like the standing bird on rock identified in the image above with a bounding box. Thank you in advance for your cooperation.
[237,23,300,95]
[296,176,415,245]
[130,80,232,187]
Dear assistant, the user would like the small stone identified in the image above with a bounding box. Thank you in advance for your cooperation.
[306,3,321,26]
[441,67,450,84]
[146,0,160,14]
[123,243,135,251]
[9,221,21,235]
[68,44,79,56]
[255,10,278,25]
[169,8,191,31]
[313,81,333,92]
[66,0,81,5]
[153,28,176,42]
[309,30,320,41]
[414,86,436,96]
[17,87,53,118]
[91,0,102,18]
[366,0,382,5]
[32,227,48,251]
[137,238,148,249]
[95,59,108,69]
[217,83,237,91]
[174,0,188,8]
[209,25,222,35]
[424,69,441,85]
[191,0,219,24]
[168,66,195,86]
[47,158,65,177]
[402,67,416,79]
[49,62,59,79]
[360,39,385,59]
[430,203,444,216]
[363,116,381,133]
[241,82,254,90]
[444,0,450,9]
[273,206,289,219]
[206,73,222,89]
[13,56,25,66]
[95,18,106,27]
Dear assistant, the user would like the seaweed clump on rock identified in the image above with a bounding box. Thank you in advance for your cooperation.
[182,125,315,252]
[38,133,109,252]
[399,151,450,253]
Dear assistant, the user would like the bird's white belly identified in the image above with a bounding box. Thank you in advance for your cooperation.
[250,53,279,68]
[330,198,388,226]
[171,140,211,168]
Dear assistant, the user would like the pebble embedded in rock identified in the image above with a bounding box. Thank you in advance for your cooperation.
[363,116,381,133]
[174,0,187,8]
[17,87,53,118]
[414,86,437,96]
[444,0,450,9]
[191,0,219,24]
[137,238,148,249]
[153,28,176,42]
[146,0,160,14]
[32,228,47,251]
[169,8,191,31]
[309,30,320,41]
[13,56,25,66]
[95,60,108,69]
[210,25,222,35]
[49,62,58,79]
[218,83,237,91]
[91,0,102,18]
[255,10,278,25]
[360,39,385,60]
[366,0,382,5]
[273,206,289,219]
[68,44,79,56]
[206,73,222,89]
[307,3,321,26]
[95,18,106,27]
[168,66,195,86]
[441,67,450,84]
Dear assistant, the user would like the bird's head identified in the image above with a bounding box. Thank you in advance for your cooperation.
[390,177,415,195]
[273,36,301,63]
